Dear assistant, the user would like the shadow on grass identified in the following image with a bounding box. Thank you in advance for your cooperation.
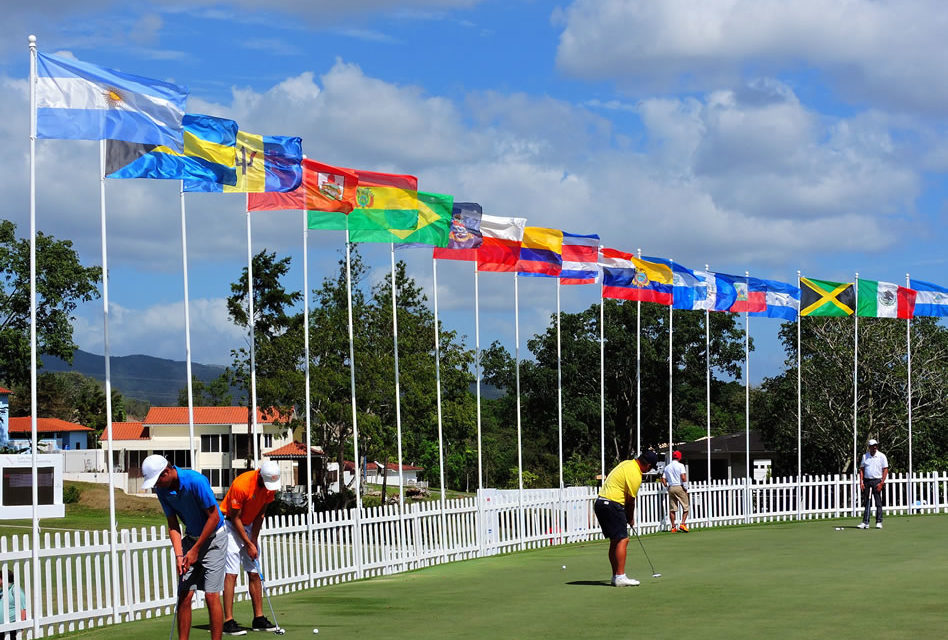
[566,580,612,587]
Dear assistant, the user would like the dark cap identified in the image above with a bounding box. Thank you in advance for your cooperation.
[639,450,660,467]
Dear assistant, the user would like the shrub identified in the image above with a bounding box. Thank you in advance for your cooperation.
[63,484,82,504]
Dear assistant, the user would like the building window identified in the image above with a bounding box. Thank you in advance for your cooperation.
[201,468,222,487]
[201,434,221,453]
[264,434,273,448]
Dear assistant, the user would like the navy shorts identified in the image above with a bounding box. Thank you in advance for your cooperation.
[594,498,629,541]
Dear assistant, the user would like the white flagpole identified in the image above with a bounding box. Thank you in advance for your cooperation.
[27,35,41,638]
[432,255,449,562]
[705,265,711,518]
[475,262,483,489]
[906,272,913,512]
[668,270,674,465]
[636,248,642,455]
[98,140,122,622]
[179,188,197,471]
[853,272,859,517]
[796,270,802,521]
[344,230,364,577]
[303,212,314,586]
[556,278,564,544]
[246,199,259,466]
[515,274,525,550]
[744,271,751,524]
[599,283,606,481]
[390,246,405,518]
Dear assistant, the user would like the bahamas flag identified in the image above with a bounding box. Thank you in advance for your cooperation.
[183,131,302,193]
[36,51,187,150]
[516,227,563,277]
[106,114,237,184]
[351,192,453,245]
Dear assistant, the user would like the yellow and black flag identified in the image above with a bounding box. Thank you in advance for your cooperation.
[800,277,855,316]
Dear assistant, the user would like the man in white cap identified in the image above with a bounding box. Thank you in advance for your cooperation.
[858,439,888,529]
[140,454,227,640]
[219,461,283,635]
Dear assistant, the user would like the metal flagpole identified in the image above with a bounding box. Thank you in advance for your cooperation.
[344,230,364,577]
[303,212,315,586]
[179,188,197,471]
[556,280,564,544]
[475,263,483,489]
[98,140,122,622]
[27,35,41,638]
[668,278,674,466]
[906,272,914,512]
[744,271,751,524]
[432,256,449,562]
[246,199,259,466]
[391,245,407,571]
[853,272,859,517]
[796,270,802,521]
[636,248,642,455]
[515,274,525,550]
[599,283,606,481]
[705,265,711,522]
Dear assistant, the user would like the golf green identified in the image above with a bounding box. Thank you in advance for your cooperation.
[51,514,948,640]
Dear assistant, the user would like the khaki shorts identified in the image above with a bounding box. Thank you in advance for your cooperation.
[668,485,689,513]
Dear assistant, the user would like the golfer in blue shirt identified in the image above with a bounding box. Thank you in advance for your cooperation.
[142,455,227,640]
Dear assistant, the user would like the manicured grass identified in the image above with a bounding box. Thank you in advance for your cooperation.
[48,514,948,640]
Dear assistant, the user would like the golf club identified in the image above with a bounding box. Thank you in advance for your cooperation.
[631,526,662,578]
[168,577,184,640]
[252,558,286,635]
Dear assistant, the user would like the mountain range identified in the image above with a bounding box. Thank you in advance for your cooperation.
[42,349,229,406]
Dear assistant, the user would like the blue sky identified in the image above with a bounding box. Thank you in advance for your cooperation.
[2,0,947,384]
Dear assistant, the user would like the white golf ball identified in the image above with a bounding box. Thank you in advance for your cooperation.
[561,565,566,570]
[313,629,319,634]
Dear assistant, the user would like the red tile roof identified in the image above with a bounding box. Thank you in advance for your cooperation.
[340,460,423,472]
[265,441,325,459]
[99,422,147,441]
[144,406,290,425]
[8,417,93,433]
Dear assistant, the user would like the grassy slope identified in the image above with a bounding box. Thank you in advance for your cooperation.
[48,514,948,640]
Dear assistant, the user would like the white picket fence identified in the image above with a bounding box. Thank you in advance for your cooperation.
[2,471,947,638]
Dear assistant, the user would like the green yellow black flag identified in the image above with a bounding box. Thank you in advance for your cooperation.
[800,277,855,316]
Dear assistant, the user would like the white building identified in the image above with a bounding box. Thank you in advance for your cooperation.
[100,406,294,495]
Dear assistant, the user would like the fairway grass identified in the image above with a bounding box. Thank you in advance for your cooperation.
[50,514,948,640]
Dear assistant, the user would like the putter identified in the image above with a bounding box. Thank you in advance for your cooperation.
[252,558,286,635]
[168,577,185,640]
[631,526,662,578]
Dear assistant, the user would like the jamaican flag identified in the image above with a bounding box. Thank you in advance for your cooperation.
[800,277,855,316]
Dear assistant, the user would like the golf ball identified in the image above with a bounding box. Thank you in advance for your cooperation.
[835,527,844,530]
[561,565,566,570]
[313,629,319,634]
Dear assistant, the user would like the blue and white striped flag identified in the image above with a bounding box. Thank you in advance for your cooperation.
[36,51,187,150]
[909,279,948,317]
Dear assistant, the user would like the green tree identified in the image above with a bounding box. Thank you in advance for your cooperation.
[226,250,304,462]
[0,219,101,389]
[756,316,948,475]
[176,373,235,407]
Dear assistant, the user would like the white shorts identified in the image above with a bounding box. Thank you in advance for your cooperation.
[224,520,258,575]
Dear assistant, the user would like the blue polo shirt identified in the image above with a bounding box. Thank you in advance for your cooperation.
[155,467,224,537]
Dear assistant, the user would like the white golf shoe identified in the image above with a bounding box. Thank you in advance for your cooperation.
[857,522,869,529]
[875,523,883,529]
[613,575,640,587]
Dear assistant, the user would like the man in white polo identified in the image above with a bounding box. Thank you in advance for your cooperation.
[858,439,888,529]
[662,450,690,533]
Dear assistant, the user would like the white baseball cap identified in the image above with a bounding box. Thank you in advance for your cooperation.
[141,454,169,490]
[868,439,879,446]
[259,461,282,491]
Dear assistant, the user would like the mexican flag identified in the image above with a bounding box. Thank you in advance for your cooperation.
[857,279,917,319]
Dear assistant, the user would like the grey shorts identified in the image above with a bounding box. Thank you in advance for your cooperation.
[181,526,228,594]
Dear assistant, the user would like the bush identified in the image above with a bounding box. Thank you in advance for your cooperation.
[63,484,82,504]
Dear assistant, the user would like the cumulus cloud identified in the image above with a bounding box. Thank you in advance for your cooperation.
[555,0,948,114]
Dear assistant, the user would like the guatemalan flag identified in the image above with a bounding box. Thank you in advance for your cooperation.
[36,51,187,150]
[559,232,600,285]
[908,279,948,317]
[692,271,737,312]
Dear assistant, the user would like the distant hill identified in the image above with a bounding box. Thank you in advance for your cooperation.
[41,350,230,406]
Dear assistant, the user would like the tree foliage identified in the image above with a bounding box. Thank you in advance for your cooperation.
[0,219,101,389]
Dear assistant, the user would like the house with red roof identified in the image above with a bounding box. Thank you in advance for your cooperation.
[101,406,295,495]
[8,417,94,451]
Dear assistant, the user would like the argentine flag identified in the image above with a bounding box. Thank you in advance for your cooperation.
[36,51,187,150]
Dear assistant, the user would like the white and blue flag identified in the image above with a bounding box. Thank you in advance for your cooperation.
[909,279,948,317]
[36,52,187,150]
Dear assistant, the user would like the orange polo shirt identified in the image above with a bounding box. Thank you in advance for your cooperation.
[220,469,275,524]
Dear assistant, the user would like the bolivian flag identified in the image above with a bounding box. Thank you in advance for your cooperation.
[308,169,418,232]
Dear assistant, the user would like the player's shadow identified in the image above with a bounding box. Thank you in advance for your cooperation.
[567,580,613,587]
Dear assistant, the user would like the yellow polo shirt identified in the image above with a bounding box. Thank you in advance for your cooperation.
[598,460,643,504]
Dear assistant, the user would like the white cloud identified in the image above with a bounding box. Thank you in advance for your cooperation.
[555,0,948,114]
